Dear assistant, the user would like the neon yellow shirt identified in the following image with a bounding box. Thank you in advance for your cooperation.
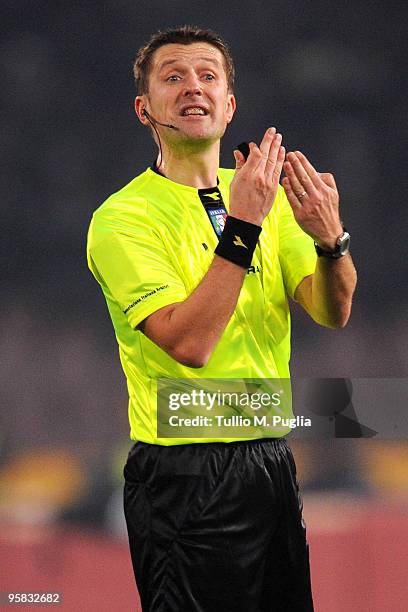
[87,167,317,444]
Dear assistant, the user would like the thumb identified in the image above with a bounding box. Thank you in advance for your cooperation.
[233,149,245,171]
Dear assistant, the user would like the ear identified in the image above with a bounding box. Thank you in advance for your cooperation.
[135,96,149,125]
[225,93,236,124]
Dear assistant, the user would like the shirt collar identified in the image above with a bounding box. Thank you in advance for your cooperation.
[150,160,219,188]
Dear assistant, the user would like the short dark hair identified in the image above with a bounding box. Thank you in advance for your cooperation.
[133,25,235,95]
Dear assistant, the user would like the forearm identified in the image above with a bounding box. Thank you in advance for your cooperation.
[282,149,358,328]
[309,253,357,328]
[142,255,246,367]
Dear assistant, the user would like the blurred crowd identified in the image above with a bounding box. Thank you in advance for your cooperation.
[1,1,407,536]
[0,439,407,538]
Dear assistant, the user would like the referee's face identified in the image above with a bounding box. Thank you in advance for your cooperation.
[138,42,236,146]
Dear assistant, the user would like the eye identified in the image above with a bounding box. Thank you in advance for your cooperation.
[167,74,181,82]
[203,74,215,81]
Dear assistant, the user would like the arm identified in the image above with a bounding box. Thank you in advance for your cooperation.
[295,255,357,328]
[139,257,246,368]
[139,128,286,367]
[282,151,357,328]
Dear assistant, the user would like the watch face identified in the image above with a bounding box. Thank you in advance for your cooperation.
[338,232,351,254]
[315,231,351,258]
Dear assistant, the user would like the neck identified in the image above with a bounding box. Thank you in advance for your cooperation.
[158,140,220,189]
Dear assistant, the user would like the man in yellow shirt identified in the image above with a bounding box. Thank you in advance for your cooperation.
[87,25,356,612]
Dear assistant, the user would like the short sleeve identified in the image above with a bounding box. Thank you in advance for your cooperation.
[276,187,317,299]
[87,205,187,329]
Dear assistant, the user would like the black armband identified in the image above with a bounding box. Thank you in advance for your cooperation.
[214,216,262,269]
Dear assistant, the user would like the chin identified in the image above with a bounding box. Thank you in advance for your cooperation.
[178,131,212,145]
[182,125,225,142]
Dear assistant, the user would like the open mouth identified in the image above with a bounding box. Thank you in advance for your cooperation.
[180,106,209,117]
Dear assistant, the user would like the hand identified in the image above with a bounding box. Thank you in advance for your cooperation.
[282,151,343,249]
[229,127,285,226]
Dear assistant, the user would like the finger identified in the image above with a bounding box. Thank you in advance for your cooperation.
[264,133,283,181]
[259,127,276,158]
[286,152,319,195]
[274,145,286,186]
[281,177,302,210]
[293,151,321,187]
[257,127,277,172]
[266,144,285,186]
[319,172,337,189]
[283,160,310,200]
[233,149,246,171]
[244,141,263,172]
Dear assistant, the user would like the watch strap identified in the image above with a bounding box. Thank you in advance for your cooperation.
[314,227,350,258]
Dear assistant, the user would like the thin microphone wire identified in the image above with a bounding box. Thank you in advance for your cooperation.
[143,109,179,170]
[145,112,164,169]
[143,109,178,130]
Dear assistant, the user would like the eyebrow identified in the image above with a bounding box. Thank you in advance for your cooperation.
[157,56,222,72]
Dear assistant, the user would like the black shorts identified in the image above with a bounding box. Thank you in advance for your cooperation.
[123,438,314,611]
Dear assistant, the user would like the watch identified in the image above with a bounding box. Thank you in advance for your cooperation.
[314,229,351,258]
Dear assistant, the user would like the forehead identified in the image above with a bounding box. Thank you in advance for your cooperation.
[151,42,225,72]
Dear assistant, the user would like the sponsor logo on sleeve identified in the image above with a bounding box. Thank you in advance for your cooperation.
[124,284,169,314]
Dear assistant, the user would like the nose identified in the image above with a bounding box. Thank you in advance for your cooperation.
[183,71,203,96]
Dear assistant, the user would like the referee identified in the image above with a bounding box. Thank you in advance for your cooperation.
[87,25,356,612]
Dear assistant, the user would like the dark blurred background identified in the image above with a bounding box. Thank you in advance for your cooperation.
[1,2,407,610]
